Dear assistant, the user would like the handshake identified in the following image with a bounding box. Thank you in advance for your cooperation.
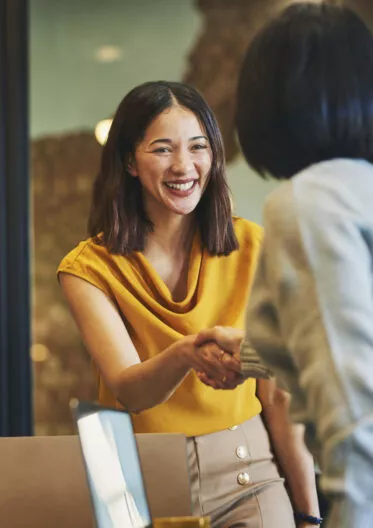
[191,326,273,390]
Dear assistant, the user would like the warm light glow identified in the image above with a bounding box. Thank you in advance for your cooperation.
[95,119,113,146]
[31,343,50,362]
[95,45,123,63]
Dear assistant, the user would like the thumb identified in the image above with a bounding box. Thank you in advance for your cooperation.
[194,328,217,346]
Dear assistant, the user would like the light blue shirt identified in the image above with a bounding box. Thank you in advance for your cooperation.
[245,159,373,528]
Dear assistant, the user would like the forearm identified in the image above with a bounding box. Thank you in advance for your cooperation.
[113,337,239,413]
[61,276,238,413]
[262,392,319,517]
[272,421,319,515]
[113,341,191,413]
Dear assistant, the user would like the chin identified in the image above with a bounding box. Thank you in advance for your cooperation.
[162,194,200,215]
[170,202,200,216]
[169,208,196,217]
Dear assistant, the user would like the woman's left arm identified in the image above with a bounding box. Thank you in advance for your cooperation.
[257,378,320,526]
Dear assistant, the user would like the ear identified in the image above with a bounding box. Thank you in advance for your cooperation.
[127,155,138,177]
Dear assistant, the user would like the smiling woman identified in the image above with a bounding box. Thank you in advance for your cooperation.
[56,81,314,527]
[87,81,238,256]
[127,105,212,218]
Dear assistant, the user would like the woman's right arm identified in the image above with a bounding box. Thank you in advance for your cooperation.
[60,273,239,413]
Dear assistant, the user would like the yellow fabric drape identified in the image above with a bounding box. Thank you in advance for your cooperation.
[58,218,263,436]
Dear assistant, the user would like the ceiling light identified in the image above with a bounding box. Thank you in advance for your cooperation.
[95,46,123,63]
[95,118,113,146]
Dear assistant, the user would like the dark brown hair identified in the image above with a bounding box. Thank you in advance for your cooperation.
[88,81,238,255]
[236,3,373,180]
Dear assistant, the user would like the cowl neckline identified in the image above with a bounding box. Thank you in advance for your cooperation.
[129,230,203,313]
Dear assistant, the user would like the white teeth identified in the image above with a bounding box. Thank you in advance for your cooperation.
[165,181,194,191]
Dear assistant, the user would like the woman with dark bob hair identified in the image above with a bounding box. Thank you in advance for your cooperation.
[197,3,373,527]
[58,80,318,526]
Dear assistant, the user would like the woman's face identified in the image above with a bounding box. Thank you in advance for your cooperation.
[130,105,212,218]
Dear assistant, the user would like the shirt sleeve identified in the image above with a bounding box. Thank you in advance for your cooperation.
[249,178,373,528]
[239,338,273,380]
[57,241,113,299]
[239,221,275,380]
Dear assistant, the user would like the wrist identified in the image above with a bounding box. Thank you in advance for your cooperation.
[172,336,195,370]
[294,512,323,525]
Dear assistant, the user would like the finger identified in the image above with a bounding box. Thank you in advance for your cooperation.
[204,357,238,380]
[212,375,240,390]
[202,343,231,365]
[220,382,239,390]
[190,345,220,378]
[194,328,221,347]
[218,371,245,389]
[198,370,242,390]
[198,344,228,377]
[205,376,225,390]
[197,372,221,389]
[221,352,242,374]
[196,363,245,391]
[196,371,212,384]
[204,360,241,383]
[222,377,245,389]
[196,343,240,380]
[197,370,225,389]
[195,327,244,352]
[217,381,235,390]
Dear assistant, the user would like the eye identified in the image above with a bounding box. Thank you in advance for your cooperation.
[153,146,172,154]
[191,144,208,151]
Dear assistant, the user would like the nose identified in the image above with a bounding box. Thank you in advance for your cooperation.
[171,150,194,175]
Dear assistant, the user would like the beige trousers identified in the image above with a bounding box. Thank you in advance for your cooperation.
[187,415,295,528]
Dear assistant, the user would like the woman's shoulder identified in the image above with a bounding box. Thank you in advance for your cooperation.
[232,216,263,245]
[57,236,116,275]
[57,237,121,296]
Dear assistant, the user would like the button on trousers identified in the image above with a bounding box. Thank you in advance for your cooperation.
[187,415,295,528]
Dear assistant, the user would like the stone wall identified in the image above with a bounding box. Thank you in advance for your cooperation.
[183,0,287,162]
[32,133,100,434]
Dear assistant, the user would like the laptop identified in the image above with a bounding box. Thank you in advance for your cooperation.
[71,401,192,528]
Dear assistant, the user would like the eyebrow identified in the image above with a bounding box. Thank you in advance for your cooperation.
[149,135,208,146]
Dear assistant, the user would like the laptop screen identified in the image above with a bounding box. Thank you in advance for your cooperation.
[72,402,152,528]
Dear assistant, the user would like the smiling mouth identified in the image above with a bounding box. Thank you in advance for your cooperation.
[164,180,197,191]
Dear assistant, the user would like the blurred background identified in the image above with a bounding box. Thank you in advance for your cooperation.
[29,0,373,434]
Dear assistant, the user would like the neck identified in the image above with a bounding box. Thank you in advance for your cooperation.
[146,208,196,256]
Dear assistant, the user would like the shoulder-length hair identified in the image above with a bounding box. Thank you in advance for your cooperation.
[88,81,238,255]
[236,3,373,180]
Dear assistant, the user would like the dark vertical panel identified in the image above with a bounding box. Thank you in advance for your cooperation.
[0,0,8,434]
[0,0,33,436]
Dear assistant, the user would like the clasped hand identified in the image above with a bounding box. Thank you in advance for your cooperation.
[192,326,245,390]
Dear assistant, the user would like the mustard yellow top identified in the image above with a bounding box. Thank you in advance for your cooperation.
[58,217,263,436]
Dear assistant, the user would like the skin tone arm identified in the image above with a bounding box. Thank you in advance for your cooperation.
[258,379,320,527]
[59,274,241,413]
[195,327,320,527]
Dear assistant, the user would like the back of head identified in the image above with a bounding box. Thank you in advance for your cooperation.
[236,2,373,179]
